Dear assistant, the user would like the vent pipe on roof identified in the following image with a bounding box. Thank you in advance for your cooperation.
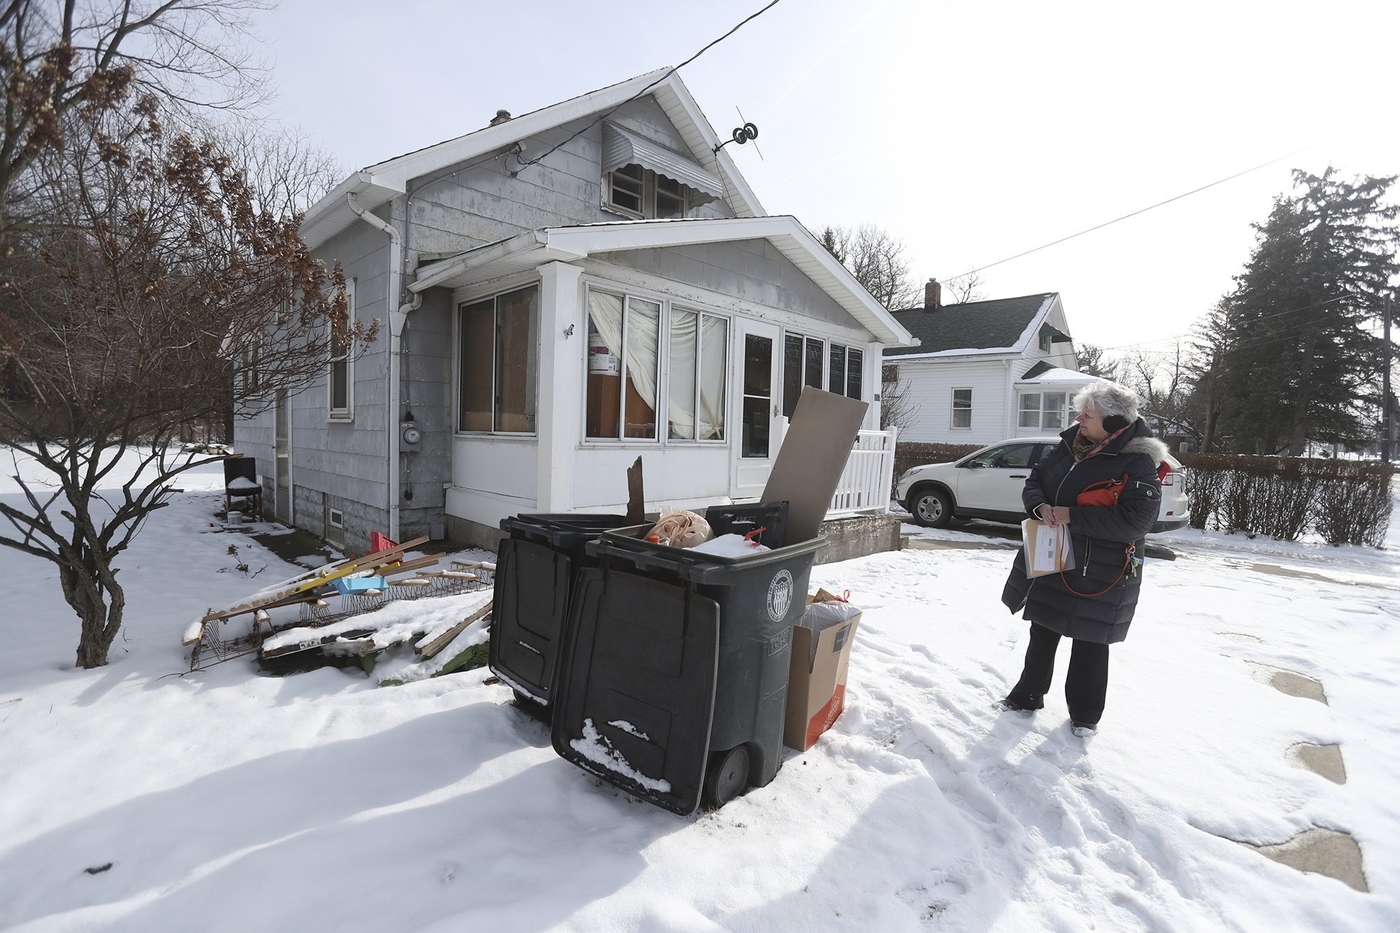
[490,109,512,126]
[925,278,941,309]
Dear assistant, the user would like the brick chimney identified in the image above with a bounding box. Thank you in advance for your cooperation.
[925,278,942,309]
[489,109,512,126]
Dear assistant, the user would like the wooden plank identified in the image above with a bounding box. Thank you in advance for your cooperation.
[200,537,429,623]
[416,600,493,658]
[383,553,446,578]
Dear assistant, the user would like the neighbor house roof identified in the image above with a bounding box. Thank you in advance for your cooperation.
[407,216,915,347]
[884,293,1063,358]
[300,69,763,250]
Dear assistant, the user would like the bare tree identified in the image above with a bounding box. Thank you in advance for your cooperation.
[943,271,984,305]
[0,96,371,668]
[0,0,267,228]
[1121,342,1195,442]
[818,223,920,309]
[1075,343,1122,381]
[880,361,919,432]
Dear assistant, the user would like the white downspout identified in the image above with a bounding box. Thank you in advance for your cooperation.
[347,192,422,542]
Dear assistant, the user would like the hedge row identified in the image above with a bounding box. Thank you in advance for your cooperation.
[1177,454,1394,546]
[892,442,982,497]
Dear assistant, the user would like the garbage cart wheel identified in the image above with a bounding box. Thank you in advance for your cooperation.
[703,745,750,808]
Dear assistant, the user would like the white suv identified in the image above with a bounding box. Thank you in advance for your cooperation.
[895,436,1190,533]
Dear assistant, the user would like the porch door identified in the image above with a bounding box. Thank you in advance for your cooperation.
[274,389,291,521]
[730,319,781,499]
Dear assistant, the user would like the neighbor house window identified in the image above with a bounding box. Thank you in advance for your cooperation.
[585,289,729,443]
[605,164,691,219]
[828,343,864,401]
[1019,391,1067,429]
[951,388,972,429]
[329,279,354,419]
[458,285,539,433]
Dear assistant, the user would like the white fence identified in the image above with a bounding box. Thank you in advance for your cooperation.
[827,427,898,517]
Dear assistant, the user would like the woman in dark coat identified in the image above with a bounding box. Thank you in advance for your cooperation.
[1000,381,1168,735]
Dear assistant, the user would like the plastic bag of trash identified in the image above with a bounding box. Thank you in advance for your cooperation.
[644,510,712,548]
[689,533,770,558]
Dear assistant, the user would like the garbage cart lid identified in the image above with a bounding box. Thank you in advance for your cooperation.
[551,568,720,815]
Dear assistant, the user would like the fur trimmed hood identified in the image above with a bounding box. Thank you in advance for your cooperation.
[1122,435,1169,466]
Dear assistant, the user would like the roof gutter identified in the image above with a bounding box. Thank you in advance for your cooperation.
[347,191,423,543]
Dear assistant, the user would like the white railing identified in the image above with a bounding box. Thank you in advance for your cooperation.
[827,427,898,517]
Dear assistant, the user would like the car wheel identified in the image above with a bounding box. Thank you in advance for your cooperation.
[910,487,953,528]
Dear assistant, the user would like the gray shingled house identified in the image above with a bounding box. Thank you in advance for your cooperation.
[883,282,1090,445]
[232,69,914,553]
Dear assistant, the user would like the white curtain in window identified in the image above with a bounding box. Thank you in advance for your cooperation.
[587,292,659,420]
[625,298,660,417]
[669,309,697,439]
[699,315,727,439]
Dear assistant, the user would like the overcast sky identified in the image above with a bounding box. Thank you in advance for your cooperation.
[249,0,1400,358]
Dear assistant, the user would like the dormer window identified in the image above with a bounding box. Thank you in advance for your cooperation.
[606,163,691,219]
[602,121,724,219]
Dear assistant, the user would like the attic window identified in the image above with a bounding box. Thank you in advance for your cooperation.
[605,164,693,219]
[601,122,723,219]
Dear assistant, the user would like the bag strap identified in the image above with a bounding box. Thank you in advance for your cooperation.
[1059,542,1136,597]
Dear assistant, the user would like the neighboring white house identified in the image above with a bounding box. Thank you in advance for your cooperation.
[233,68,914,553]
[883,282,1095,446]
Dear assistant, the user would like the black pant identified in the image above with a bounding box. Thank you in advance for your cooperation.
[1007,623,1110,725]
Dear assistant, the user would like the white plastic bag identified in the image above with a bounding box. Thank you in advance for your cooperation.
[644,510,713,548]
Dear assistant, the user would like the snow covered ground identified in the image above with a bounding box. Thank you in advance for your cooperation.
[1,453,1397,932]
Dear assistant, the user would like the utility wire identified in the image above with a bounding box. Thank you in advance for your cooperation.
[519,0,782,169]
[946,146,1315,280]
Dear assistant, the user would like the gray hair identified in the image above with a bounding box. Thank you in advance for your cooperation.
[1073,381,1139,423]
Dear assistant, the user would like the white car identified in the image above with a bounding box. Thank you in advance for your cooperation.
[896,436,1190,533]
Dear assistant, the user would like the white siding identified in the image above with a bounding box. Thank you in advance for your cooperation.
[894,358,1013,445]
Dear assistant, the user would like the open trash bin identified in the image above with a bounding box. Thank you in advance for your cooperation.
[550,524,824,814]
[489,513,630,710]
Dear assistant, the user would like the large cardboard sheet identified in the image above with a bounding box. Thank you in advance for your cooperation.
[762,388,870,543]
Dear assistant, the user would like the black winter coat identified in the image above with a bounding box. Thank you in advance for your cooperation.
[1000,419,1167,644]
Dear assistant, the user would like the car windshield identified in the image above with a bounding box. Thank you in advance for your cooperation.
[965,444,1036,469]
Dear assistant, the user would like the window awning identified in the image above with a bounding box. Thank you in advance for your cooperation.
[602,122,725,201]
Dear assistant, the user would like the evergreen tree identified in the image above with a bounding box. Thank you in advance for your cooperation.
[1213,168,1399,454]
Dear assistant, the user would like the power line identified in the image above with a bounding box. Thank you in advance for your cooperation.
[519,0,782,169]
[945,146,1316,280]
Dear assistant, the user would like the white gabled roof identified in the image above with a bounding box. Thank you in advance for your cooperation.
[300,69,764,249]
[407,217,915,347]
[1014,366,1095,385]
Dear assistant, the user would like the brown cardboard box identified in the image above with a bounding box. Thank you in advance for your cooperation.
[784,588,862,751]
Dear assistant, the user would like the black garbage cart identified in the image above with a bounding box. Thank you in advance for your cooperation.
[489,513,631,711]
[550,524,824,814]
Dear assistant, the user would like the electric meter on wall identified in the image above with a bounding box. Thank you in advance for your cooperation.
[401,424,422,447]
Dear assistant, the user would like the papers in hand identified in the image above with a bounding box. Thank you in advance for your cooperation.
[1021,519,1075,577]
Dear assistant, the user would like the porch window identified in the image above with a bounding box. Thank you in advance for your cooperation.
[667,307,728,440]
[1019,391,1067,430]
[951,388,972,429]
[328,279,354,419]
[584,289,730,444]
[458,285,539,433]
[828,344,864,401]
[782,333,827,417]
[586,292,661,440]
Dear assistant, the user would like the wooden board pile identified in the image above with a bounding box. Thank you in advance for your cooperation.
[184,535,496,681]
